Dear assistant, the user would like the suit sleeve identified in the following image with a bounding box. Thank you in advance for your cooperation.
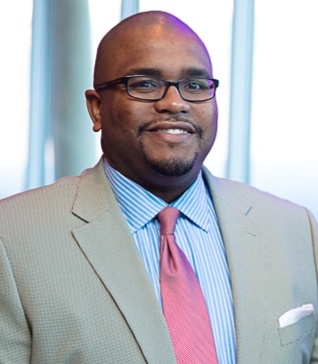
[308,210,318,363]
[0,238,31,363]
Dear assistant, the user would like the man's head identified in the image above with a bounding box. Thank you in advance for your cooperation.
[85,11,218,202]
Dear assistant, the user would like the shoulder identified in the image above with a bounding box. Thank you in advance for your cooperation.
[201,166,316,230]
[0,175,81,214]
[0,163,101,225]
[0,158,106,213]
[0,158,114,230]
[202,167,318,268]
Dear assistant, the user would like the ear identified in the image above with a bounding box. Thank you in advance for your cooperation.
[85,89,102,132]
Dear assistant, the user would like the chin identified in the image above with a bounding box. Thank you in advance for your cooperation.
[145,155,198,177]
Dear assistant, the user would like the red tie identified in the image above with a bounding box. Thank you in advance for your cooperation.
[158,206,218,364]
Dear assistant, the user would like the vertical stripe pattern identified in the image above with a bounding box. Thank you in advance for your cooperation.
[104,158,236,364]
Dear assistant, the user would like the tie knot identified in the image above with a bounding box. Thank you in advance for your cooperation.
[158,206,180,235]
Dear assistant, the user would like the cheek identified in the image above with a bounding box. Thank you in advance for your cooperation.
[104,96,146,129]
[100,101,147,153]
[198,102,218,133]
[198,103,218,152]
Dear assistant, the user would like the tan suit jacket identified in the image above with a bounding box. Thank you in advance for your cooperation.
[0,158,317,363]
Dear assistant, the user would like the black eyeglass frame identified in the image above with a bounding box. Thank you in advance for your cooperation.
[94,75,219,102]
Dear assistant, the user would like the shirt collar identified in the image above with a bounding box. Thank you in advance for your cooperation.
[103,157,210,233]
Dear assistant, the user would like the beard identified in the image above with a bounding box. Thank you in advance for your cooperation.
[137,118,203,176]
[145,155,197,176]
[140,143,198,176]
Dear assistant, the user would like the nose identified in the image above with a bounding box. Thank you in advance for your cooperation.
[154,85,191,114]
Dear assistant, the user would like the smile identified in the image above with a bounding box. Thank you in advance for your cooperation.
[157,128,189,134]
[145,121,196,134]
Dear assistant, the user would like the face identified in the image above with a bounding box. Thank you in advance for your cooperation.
[86,20,218,194]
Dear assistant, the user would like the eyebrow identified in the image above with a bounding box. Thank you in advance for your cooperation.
[183,67,211,78]
[127,68,162,76]
[126,67,211,79]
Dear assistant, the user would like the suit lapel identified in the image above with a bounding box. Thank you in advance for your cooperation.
[71,159,176,364]
[203,168,266,364]
[69,160,266,363]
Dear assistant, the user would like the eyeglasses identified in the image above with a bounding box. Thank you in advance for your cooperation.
[94,75,219,102]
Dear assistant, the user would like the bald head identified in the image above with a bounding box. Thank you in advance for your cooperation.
[93,11,212,88]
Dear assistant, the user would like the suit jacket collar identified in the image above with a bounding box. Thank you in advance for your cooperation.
[71,159,266,363]
[71,158,176,364]
[202,166,266,363]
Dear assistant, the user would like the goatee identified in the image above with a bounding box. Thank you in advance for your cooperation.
[143,154,197,177]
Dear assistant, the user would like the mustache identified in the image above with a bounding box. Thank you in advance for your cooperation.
[137,117,203,138]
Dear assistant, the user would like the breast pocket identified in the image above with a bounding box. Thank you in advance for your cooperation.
[278,313,317,346]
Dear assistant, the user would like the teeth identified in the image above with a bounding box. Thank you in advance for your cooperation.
[158,129,188,134]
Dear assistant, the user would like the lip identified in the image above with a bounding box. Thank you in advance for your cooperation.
[145,121,196,134]
[144,121,195,143]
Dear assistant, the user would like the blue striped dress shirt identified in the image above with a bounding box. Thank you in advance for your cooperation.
[103,158,236,363]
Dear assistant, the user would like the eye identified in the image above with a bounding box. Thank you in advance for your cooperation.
[129,77,161,93]
[182,79,210,92]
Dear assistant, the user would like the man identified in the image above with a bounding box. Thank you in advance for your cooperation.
[0,11,317,364]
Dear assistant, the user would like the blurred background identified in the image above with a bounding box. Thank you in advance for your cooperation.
[0,0,317,218]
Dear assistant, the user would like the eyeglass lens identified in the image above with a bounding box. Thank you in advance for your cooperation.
[127,76,216,101]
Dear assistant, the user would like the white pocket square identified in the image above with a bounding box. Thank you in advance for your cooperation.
[278,304,314,328]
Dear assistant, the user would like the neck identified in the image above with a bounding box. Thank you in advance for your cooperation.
[133,171,199,204]
[103,156,201,203]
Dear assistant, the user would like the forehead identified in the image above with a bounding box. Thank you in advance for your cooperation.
[99,23,212,81]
